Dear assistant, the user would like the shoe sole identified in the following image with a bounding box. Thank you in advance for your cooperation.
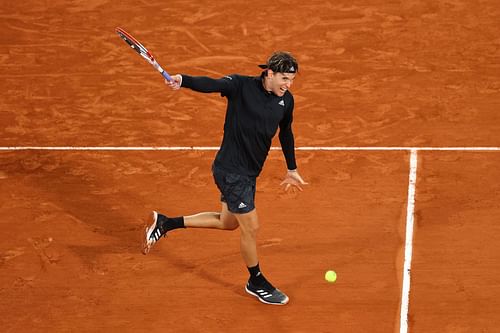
[245,286,289,305]
[142,211,160,255]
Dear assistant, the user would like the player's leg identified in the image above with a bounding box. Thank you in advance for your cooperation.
[142,202,237,254]
[211,165,289,304]
[236,209,289,305]
[234,209,259,267]
[184,202,238,230]
[142,165,241,254]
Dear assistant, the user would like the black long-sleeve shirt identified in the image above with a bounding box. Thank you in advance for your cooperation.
[181,73,297,177]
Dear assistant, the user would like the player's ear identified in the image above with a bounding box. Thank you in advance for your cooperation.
[267,69,274,78]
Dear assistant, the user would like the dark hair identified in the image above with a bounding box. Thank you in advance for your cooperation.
[258,51,298,73]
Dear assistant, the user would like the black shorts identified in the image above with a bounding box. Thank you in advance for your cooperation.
[212,164,256,214]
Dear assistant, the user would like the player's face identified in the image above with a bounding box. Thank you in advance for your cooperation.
[267,71,296,96]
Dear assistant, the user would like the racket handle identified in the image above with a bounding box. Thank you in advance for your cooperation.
[161,71,173,82]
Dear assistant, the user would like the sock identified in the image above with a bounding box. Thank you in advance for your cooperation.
[165,216,185,231]
[158,214,185,233]
[247,263,274,290]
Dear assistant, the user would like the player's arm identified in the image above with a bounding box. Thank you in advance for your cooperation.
[278,98,308,191]
[165,74,235,96]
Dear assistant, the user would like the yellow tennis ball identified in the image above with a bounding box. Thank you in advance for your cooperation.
[325,270,337,283]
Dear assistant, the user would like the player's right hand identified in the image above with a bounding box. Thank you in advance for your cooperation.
[165,74,182,90]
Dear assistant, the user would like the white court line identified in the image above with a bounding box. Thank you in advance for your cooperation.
[400,149,418,333]
[295,147,500,151]
[1,146,500,151]
[0,146,219,151]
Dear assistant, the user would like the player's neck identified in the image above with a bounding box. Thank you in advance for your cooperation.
[261,77,272,94]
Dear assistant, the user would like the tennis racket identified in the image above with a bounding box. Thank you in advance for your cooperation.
[115,27,173,82]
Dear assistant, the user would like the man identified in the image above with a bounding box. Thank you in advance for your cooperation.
[142,51,307,305]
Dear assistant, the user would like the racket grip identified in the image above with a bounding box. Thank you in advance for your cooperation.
[161,71,173,82]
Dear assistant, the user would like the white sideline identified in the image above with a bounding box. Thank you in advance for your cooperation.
[400,149,418,333]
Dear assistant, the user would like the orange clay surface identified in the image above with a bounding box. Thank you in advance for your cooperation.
[1,1,500,332]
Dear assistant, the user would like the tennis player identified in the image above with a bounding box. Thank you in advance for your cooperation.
[142,51,307,305]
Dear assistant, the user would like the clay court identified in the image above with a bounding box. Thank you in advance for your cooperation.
[1,0,500,332]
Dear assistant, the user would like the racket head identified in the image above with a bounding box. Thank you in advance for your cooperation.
[115,27,173,82]
[115,27,155,64]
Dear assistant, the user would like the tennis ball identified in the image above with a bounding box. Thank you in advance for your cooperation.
[325,270,337,283]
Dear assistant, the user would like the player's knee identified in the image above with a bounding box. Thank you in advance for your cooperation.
[222,218,239,230]
[220,215,239,230]
[225,222,239,231]
[242,220,259,237]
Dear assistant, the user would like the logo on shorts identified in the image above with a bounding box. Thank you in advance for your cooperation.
[238,202,247,209]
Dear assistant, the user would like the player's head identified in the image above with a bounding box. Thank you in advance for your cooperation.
[260,51,298,97]
[259,51,298,74]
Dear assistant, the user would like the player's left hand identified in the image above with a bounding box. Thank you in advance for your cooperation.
[280,169,308,192]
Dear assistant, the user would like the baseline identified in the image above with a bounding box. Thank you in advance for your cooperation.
[1,146,500,151]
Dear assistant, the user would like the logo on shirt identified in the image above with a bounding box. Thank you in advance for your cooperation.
[278,100,285,107]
